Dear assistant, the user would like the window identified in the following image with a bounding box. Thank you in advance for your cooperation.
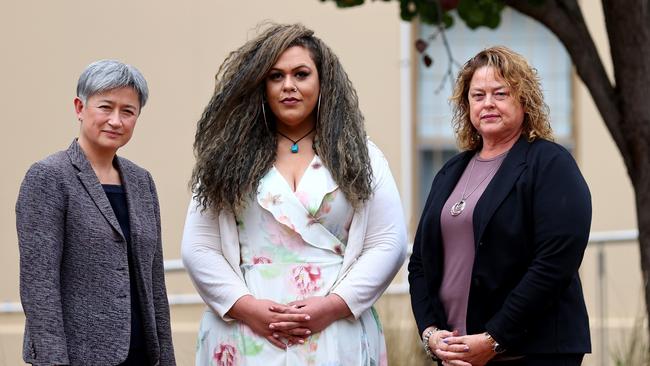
[415,9,573,213]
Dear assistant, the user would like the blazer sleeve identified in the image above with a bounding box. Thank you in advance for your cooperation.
[16,162,70,365]
[330,145,408,318]
[181,199,251,320]
[485,148,592,348]
[408,177,444,336]
[146,172,176,365]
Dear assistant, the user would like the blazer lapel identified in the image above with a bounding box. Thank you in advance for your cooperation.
[116,157,140,246]
[67,139,125,240]
[473,136,529,245]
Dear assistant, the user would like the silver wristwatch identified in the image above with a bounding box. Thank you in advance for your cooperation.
[485,332,507,354]
[422,327,439,360]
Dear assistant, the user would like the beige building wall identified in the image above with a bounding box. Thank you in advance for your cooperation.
[0,0,642,365]
[0,1,402,364]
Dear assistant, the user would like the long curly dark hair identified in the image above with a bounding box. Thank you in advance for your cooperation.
[191,23,372,213]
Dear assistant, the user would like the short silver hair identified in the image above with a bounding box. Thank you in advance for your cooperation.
[76,59,149,108]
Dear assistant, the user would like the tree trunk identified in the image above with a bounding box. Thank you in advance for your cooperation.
[636,176,650,345]
[602,0,650,345]
[508,0,650,348]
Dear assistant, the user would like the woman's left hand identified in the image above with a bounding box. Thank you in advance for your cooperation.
[436,333,495,366]
[269,295,352,335]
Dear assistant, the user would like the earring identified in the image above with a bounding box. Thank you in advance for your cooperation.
[313,94,321,153]
[316,93,321,125]
[261,100,270,133]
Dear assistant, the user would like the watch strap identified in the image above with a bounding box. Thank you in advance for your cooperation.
[484,332,506,354]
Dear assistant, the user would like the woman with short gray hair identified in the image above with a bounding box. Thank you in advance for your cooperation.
[16,59,176,365]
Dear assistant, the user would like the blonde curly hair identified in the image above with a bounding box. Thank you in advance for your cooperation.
[450,46,553,151]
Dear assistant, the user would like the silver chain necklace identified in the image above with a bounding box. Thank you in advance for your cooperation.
[450,157,498,216]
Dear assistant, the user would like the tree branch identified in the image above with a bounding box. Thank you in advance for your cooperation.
[437,25,462,93]
[601,0,650,182]
[505,0,630,172]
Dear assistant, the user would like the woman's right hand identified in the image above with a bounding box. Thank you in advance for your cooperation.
[227,295,311,349]
[425,328,471,365]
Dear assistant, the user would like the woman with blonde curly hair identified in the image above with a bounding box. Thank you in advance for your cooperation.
[181,23,407,365]
[408,46,591,365]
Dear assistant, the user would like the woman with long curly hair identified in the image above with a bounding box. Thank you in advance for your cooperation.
[409,46,591,365]
[181,23,407,365]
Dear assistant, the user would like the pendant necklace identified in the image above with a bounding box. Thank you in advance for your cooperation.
[277,127,315,153]
[450,156,498,216]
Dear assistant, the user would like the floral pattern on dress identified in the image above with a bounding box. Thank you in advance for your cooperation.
[262,212,303,251]
[252,256,272,264]
[260,192,282,208]
[239,327,265,356]
[213,343,239,366]
[195,155,387,366]
[291,264,322,297]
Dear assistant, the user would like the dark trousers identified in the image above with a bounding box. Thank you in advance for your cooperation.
[488,354,584,366]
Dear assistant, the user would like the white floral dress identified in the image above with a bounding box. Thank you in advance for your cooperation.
[195,155,388,366]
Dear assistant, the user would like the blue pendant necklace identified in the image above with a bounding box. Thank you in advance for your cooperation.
[277,127,315,153]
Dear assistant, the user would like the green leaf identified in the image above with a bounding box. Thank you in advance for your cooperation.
[400,0,418,22]
[485,10,501,28]
[417,0,441,25]
[321,0,366,8]
[442,12,454,28]
[457,0,480,28]
[319,0,508,30]
[457,0,505,29]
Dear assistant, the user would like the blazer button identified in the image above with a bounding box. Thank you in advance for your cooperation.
[478,241,484,246]
[472,277,481,287]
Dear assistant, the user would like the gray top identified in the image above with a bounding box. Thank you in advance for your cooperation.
[439,151,506,334]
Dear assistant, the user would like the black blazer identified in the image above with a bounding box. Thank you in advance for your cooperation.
[16,140,176,365]
[408,136,591,355]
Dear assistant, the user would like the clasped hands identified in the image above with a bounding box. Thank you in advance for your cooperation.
[228,294,351,349]
[426,329,496,366]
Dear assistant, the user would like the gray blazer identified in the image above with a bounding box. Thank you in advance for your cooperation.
[16,140,175,366]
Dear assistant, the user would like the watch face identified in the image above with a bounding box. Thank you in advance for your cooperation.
[494,343,506,354]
